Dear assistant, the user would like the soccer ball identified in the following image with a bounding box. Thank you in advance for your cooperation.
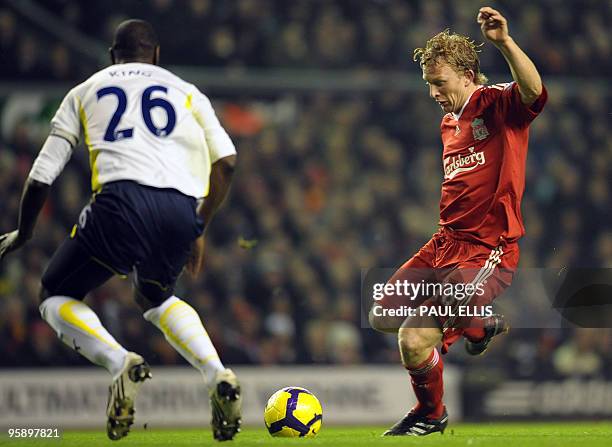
[264,387,323,437]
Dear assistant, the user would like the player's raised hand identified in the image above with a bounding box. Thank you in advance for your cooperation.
[0,230,26,261]
[477,7,509,46]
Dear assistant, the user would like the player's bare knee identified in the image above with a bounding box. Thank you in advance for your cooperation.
[133,282,171,312]
[397,328,432,365]
[397,328,429,353]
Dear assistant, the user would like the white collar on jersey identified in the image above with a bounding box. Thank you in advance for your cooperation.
[451,85,485,121]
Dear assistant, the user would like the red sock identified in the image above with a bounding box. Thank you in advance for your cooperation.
[407,349,444,419]
[463,316,486,342]
[463,327,485,342]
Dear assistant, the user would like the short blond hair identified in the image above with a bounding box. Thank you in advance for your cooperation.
[414,29,488,85]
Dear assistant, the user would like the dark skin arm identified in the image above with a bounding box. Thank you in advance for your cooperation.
[0,178,50,260]
[185,154,236,276]
[198,154,237,229]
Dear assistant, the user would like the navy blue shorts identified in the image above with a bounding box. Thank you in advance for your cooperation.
[42,181,204,302]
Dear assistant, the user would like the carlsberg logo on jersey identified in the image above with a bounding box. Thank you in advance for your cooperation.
[444,147,486,180]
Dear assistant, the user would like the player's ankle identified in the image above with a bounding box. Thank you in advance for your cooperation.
[412,404,445,420]
[428,405,446,420]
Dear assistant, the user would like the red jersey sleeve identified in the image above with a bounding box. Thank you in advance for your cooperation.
[496,82,548,128]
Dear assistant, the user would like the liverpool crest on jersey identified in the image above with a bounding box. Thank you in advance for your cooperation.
[471,117,489,141]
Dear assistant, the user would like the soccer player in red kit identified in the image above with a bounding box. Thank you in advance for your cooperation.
[368,7,547,436]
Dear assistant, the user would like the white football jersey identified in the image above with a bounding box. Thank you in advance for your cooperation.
[49,62,236,198]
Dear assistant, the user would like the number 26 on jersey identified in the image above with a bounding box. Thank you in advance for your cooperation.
[96,85,176,142]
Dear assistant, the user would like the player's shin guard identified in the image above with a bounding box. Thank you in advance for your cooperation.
[407,349,445,419]
[143,295,224,386]
[39,296,128,378]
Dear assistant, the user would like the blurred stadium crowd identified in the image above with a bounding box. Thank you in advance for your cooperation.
[1,0,610,80]
[0,0,610,379]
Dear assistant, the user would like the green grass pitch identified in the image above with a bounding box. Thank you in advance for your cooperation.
[2,423,611,447]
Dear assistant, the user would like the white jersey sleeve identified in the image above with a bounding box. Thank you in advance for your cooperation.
[27,87,81,185]
[49,87,81,147]
[28,135,73,185]
[190,91,237,164]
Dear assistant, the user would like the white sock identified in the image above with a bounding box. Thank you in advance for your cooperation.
[39,296,128,378]
[144,295,224,386]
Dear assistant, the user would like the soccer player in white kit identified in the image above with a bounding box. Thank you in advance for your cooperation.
[0,20,241,441]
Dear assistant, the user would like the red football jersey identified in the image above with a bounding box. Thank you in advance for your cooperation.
[439,82,547,247]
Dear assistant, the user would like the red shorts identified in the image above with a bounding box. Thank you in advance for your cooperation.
[377,227,519,353]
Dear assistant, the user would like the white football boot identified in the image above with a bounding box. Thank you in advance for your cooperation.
[106,352,152,440]
[209,369,242,441]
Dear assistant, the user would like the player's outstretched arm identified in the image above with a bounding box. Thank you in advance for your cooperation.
[477,6,542,105]
[185,154,237,276]
[0,179,49,260]
[0,133,73,260]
